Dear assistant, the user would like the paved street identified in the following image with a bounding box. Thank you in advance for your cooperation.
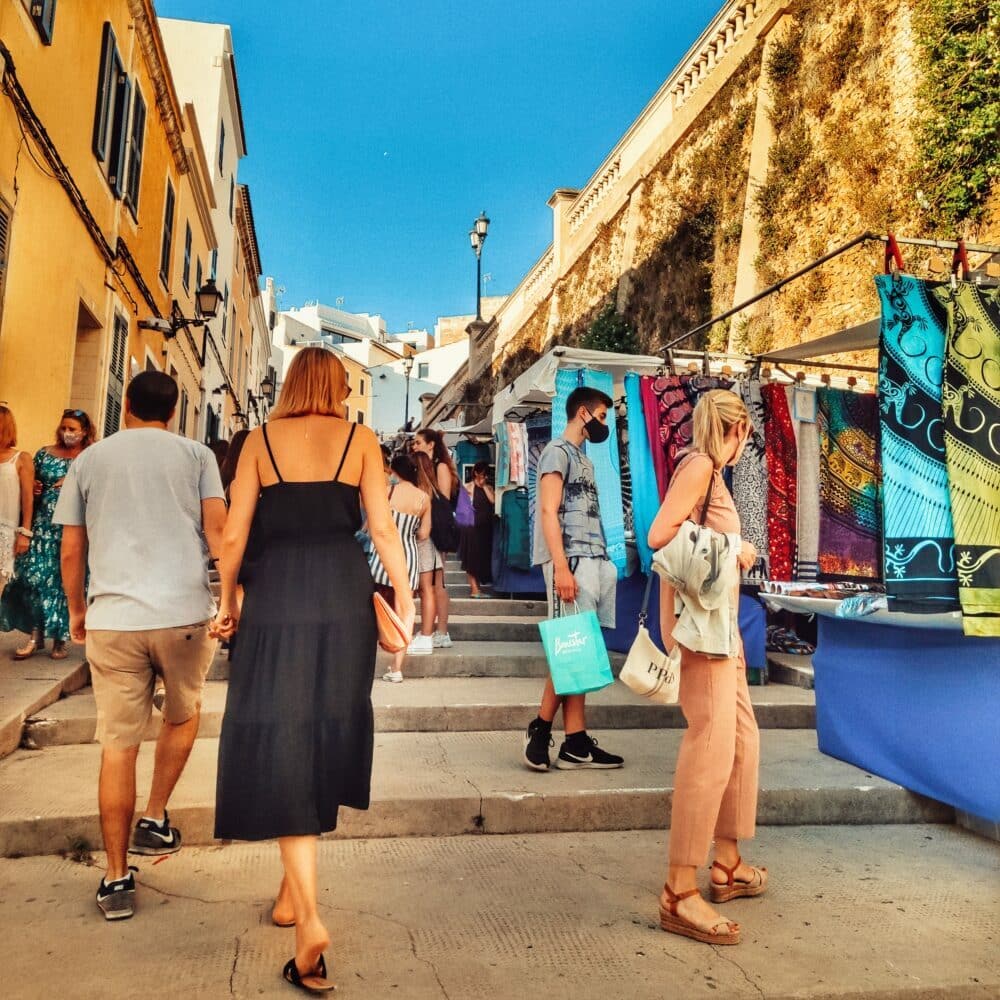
[1,826,997,999]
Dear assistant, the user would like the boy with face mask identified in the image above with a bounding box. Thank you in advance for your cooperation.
[524,386,624,772]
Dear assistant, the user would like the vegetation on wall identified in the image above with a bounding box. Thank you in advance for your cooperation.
[580,302,640,354]
[913,0,999,227]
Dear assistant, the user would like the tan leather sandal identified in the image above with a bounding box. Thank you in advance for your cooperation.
[710,856,768,903]
[659,883,740,945]
[50,640,68,660]
[14,630,43,660]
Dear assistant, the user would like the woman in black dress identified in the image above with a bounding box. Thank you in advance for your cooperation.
[212,348,413,993]
[458,461,495,597]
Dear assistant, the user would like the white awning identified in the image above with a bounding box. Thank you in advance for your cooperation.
[759,318,880,362]
[490,346,664,426]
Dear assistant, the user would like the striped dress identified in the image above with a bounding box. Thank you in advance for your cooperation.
[369,490,422,591]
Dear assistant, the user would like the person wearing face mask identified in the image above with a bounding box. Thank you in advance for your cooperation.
[3,408,94,660]
[646,389,763,948]
[523,386,624,772]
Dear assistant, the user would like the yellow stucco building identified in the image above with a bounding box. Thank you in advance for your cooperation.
[0,0,217,450]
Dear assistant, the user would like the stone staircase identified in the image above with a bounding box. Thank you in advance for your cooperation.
[0,559,953,859]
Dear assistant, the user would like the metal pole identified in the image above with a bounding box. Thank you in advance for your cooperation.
[475,249,483,322]
[404,369,411,428]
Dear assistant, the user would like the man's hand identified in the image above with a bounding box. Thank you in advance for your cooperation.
[553,563,579,604]
[69,609,87,644]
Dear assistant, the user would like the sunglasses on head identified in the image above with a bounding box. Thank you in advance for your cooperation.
[63,409,85,419]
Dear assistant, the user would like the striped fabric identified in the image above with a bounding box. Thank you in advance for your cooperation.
[369,506,421,591]
[786,384,820,582]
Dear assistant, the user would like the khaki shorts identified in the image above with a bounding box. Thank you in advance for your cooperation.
[86,623,217,748]
[543,556,618,629]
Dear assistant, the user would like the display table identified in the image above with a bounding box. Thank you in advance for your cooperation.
[810,615,1000,821]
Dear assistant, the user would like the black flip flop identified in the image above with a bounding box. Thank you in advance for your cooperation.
[282,954,336,994]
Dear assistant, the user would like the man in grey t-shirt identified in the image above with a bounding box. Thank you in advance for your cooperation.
[55,372,226,921]
[523,386,623,773]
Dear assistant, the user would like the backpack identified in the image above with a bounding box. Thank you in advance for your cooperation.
[500,487,532,571]
[430,488,460,553]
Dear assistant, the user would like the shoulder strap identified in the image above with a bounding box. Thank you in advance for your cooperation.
[261,424,283,482]
[698,472,714,527]
[388,483,396,501]
[332,423,358,482]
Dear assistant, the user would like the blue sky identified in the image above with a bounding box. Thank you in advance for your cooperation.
[157,1,723,333]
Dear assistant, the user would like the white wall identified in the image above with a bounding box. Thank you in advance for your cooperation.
[368,369,438,435]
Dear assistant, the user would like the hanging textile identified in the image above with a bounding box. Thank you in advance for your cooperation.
[732,378,769,581]
[625,372,660,574]
[526,416,551,542]
[552,367,628,578]
[761,382,797,581]
[785,384,820,582]
[507,421,529,486]
[817,387,882,582]
[942,281,1000,636]
[493,422,510,489]
[875,274,959,614]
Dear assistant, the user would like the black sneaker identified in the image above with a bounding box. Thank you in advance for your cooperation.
[129,811,182,856]
[555,735,624,770]
[523,719,554,772]
[96,870,136,921]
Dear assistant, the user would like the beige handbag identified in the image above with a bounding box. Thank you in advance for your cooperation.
[619,573,680,705]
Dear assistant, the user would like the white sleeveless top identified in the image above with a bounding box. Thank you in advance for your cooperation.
[0,451,24,584]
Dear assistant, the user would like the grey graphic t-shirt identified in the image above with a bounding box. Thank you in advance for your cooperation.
[532,438,607,565]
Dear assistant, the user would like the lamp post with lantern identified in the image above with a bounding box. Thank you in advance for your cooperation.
[469,210,490,322]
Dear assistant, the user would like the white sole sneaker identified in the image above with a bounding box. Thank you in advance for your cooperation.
[382,671,404,683]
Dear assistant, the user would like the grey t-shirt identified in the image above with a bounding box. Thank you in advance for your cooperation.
[53,428,225,631]
[532,437,607,565]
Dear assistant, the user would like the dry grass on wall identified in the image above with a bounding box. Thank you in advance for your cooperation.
[744,0,932,356]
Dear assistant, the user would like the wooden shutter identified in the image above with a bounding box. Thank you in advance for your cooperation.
[159,182,174,282]
[125,88,146,211]
[29,0,57,44]
[92,24,117,161]
[0,199,11,325]
[108,72,131,197]
[182,223,192,291]
[179,389,189,437]
[104,313,128,438]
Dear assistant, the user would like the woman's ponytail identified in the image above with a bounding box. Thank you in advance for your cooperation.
[692,390,748,468]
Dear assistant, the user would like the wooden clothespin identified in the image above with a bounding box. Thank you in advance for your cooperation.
[847,376,858,390]
[820,373,831,385]
[761,366,772,382]
[884,233,905,277]
[686,361,700,374]
[951,238,971,288]
[795,371,806,383]
[721,364,734,377]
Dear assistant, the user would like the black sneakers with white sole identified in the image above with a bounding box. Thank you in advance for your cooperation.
[555,735,624,769]
[523,719,554,771]
[96,870,136,921]
[129,811,182,856]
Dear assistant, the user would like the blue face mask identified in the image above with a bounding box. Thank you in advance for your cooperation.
[389,475,400,485]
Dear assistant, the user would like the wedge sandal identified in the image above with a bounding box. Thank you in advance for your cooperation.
[659,884,740,946]
[710,856,768,903]
[282,953,336,993]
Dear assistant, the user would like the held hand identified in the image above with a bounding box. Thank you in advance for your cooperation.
[53,477,65,490]
[14,534,29,557]
[32,480,42,497]
[737,539,758,572]
[69,610,87,644]
[209,601,240,640]
[553,563,579,604]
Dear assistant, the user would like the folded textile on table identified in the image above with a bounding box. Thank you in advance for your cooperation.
[552,367,628,578]
[836,593,889,618]
[733,378,770,582]
[761,383,797,581]
[625,372,659,574]
[786,384,820,582]
[943,281,1000,636]
[761,579,883,597]
[817,387,882,582]
[765,625,815,656]
[875,274,960,614]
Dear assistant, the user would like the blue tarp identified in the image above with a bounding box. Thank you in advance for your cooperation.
[813,616,1000,821]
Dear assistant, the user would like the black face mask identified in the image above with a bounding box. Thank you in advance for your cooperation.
[582,409,610,445]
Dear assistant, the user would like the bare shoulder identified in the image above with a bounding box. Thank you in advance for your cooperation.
[351,422,380,453]
[673,452,714,488]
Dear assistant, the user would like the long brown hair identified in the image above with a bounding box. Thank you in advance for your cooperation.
[270,347,348,420]
[416,427,457,492]
[413,451,438,497]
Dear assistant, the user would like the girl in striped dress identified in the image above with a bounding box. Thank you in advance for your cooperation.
[369,454,430,681]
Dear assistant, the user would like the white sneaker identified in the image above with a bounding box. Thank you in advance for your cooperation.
[381,670,404,683]
[407,634,434,655]
[432,632,453,649]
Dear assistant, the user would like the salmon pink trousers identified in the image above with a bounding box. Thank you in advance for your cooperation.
[668,644,761,867]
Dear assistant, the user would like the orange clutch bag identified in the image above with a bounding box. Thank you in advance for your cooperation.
[373,592,410,653]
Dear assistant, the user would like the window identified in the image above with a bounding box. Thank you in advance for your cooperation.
[179,388,189,437]
[418,363,429,379]
[218,120,225,174]
[124,87,146,212]
[210,248,218,279]
[92,23,131,197]
[228,175,235,221]
[359,378,365,396]
[220,282,229,343]
[195,257,203,294]
[357,411,364,425]
[159,180,174,284]
[182,223,192,292]
[104,312,128,437]
[27,0,57,45]
[0,198,10,327]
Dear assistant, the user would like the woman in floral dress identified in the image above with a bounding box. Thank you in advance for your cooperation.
[6,409,94,659]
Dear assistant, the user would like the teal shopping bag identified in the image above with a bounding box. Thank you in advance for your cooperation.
[538,607,614,696]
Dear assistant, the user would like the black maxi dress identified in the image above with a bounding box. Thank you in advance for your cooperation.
[215,423,377,841]
[458,485,494,585]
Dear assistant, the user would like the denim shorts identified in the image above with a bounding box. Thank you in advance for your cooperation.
[543,556,617,629]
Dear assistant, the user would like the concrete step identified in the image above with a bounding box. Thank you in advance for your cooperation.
[417,597,546,617]
[0,729,952,857]
[443,615,544,642]
[207,642,621,681]
[768,652,815,689]
[22,678,817,747]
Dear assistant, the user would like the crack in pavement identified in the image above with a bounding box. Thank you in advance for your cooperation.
[139,879,234,906]
[710,944,766,999]
[433,733,485,831]
[322,903,451,999]
[229,931,244,997]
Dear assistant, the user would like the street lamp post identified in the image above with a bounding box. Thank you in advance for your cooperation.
[469,210,490,322]
[402,354,414,430]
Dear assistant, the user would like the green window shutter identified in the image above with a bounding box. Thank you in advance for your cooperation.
[125,88,146,211]
[104,313,129,438]
[92,23,117,162]
[159,182,175,283]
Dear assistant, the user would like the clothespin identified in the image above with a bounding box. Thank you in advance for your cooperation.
[721,364,734,377]
[702,350,711,376]
[761,366,772,382]
[884,233,905,277]
[951,238,971,287]
[847,376,858,390]
[686,361,699,374]
[820,373,831,385]
[795,371,806,383]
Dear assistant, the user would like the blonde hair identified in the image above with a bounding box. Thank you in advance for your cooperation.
[270,348,348,420]
[413,451,438,497]
[0,406,17,449]
[692,390,749,468]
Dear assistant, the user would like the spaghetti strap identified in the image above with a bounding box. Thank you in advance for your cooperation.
[261,424,284,482]
[332,424,358,483]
